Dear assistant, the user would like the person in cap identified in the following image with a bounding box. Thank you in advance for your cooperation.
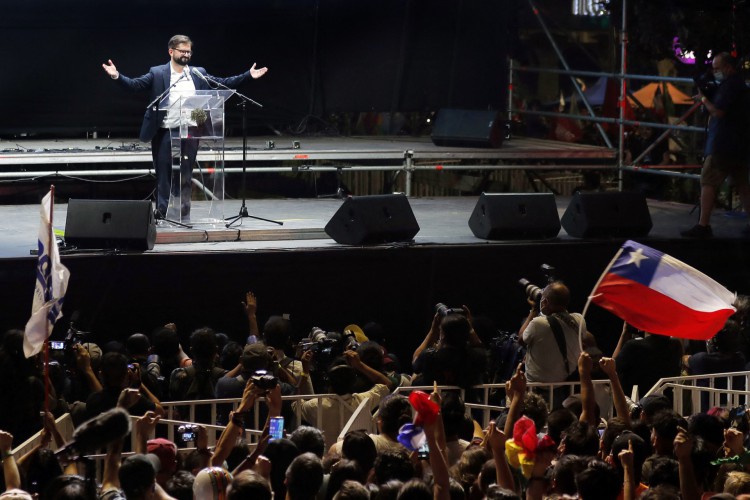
[147,438,178,488]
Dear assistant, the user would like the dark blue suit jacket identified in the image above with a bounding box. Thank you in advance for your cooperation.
[115,63,251,142]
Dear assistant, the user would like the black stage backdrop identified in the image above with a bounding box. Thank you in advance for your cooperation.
[0,0,509,136]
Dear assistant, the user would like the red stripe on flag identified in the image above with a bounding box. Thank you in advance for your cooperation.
[592,274,734,340]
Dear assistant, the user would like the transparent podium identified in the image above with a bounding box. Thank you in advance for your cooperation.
[159,89,234,225]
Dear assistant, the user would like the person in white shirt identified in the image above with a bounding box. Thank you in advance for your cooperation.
[102,34,267,220]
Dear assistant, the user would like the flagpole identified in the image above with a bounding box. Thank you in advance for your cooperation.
[43,184,55,415]
[578,247,624,351]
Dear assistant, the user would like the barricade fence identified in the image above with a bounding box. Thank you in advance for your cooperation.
[645,371,750,415]
[15,372,750,465]
[161,393,356,445]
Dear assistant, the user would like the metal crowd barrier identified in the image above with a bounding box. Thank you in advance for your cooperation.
[645,371,750,415]
[161,393,356,443]
[29,372,738,464]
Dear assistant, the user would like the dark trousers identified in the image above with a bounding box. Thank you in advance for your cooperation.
[152,128,198,217]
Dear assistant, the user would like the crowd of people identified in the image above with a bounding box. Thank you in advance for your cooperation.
[1,284,750,500]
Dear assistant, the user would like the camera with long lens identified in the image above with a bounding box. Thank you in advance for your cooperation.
[250,369,279,390]
[435,303,464,317]
[299,328,341,364]
[694,72,719,101]
[518,279,544,302]
[309,327,328,344]
[518,264,557,305]
[304,328,358,358]
[341,329,359,352]
[297,327,360,385]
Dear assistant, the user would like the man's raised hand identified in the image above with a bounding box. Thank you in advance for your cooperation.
[102,59,119,79]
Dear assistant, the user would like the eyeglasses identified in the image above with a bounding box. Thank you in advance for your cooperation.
[173,48,192,56]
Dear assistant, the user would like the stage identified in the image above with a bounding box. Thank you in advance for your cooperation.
[0,134,742,362]
[0,196,748,259]
[2,194,749,363]
[0,134,616,164]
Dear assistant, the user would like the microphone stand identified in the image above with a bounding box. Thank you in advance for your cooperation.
[194,71,282,228]
[146,72,187,111]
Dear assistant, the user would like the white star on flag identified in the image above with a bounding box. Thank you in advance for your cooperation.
[625,248,648,268]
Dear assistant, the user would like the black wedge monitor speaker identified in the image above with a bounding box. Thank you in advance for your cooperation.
[431,108,504,148]
[468,193,561,240]
[324,194,420,245]
[65,199,157,251]
[561,191,653,238]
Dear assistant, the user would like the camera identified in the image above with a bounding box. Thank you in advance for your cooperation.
[297,328,360,388]
[62,313,90,356]
[300,328,358,366]
[178,424,198,442]
[309,327,328,344]
[518,264,557,303]
[435,303,463,317]
[341,329,359,352]
[50,341,65,350]
[250,369,279,391]
[694,71,719,101]
[518,279,543,302]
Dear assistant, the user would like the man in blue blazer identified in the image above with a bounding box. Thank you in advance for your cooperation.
[102,34,268,221]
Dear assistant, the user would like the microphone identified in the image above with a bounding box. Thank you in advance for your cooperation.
[192,67,212,86]
[56,407,132,459]
[146,71,189,111]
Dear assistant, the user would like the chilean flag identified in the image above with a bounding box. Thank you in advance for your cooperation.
[591,240,736,340]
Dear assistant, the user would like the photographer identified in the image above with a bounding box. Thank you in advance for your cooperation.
[345,341,400,392]
[149,324,193,399]
[215,343,297,428]
[85,352,164,419]
[411,305,486,393]
[518,281,584,383]
[169,328,227,422]
[681,51,750,238]
[292,353,390,449]
[126,333,165,401]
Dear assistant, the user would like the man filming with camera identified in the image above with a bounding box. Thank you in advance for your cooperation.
[412,304,487,396]
[292,332,392,449]
[518,282,584,383]
[681,51,750,238]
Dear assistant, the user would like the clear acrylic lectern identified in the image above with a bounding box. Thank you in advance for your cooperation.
[159,89,234,224]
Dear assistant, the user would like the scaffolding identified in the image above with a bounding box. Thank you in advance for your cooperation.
[513,0,706,189]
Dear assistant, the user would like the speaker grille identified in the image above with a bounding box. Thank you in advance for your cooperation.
[324,194,420,245]
[65,199,156,250]
[468,193,560,239]
[561,192,652,238]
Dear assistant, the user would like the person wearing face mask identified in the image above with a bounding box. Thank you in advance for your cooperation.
[101,35,268,222]
[682,51,750,239]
